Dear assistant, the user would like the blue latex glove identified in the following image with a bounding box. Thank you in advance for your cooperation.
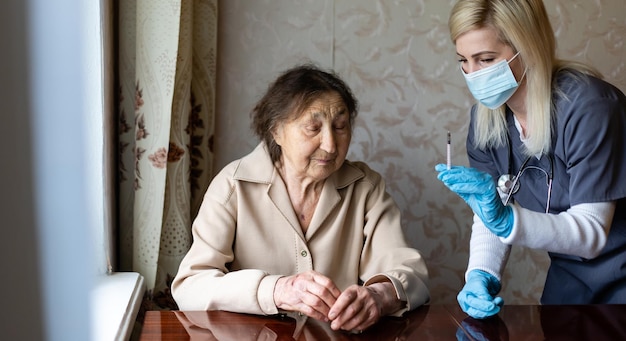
[435,164,513,238]
[458,270,504,319]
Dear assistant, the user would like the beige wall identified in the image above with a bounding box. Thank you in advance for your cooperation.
[215,0,626,304]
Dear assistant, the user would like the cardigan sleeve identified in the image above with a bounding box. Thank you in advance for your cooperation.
[357,164,430,314]
[171,162,281,315]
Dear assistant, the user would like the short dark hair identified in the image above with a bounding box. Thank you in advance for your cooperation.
[251,63,358,163]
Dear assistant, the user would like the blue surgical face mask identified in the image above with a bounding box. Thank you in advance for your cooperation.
[462,52,522,109]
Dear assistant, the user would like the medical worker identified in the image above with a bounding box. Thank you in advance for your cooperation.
[435,0,626,319]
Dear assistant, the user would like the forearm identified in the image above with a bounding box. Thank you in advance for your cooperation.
[467,215,511,282]
[502,202,614,259]
[172,268,281,315]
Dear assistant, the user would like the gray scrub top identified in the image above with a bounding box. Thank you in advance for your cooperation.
[466,69,626,304]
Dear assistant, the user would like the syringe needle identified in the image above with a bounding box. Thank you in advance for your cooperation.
[446,131,451,170]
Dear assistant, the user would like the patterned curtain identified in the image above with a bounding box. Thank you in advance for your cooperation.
[117,0,217,309]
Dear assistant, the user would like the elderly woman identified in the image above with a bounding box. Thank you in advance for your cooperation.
[172,64,429,332]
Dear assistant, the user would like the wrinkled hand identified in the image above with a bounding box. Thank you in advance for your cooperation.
[328,282,398,332]
[274,270,341,321]
[458,270,504,319]
[435,164,513,237]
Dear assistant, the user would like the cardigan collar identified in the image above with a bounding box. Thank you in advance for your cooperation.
[233,142,366,239]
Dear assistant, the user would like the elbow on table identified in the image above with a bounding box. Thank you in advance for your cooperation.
[171,281,207,311]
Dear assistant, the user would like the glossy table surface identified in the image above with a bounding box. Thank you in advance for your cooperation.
[139,304,626,340]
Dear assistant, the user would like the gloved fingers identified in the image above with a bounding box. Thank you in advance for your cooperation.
[464,304,501,319]
[458,285,503,309]
[438,169,491,184]
[441,181,491,195]
[437,170,492,190]
[435,164,486,177]
[459,294,502,319]
[462,294,500,311]
[437,179,493,198]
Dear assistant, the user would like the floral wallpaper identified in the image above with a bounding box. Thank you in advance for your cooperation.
[214,0,626,304]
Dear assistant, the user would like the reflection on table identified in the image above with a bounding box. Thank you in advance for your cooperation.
[139,304,626,340]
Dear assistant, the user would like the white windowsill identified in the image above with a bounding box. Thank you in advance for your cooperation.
[91,272,145,341]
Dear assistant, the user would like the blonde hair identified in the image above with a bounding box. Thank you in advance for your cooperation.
[449,0,601,156]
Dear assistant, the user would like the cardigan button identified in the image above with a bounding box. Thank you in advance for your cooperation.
[300,250,308,257]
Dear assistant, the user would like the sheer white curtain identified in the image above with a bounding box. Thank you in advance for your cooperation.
[117,0,217,305]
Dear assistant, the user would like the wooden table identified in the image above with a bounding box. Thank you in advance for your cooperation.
[139,304,626,340]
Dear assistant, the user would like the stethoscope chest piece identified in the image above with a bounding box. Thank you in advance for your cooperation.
[498,173,520,194]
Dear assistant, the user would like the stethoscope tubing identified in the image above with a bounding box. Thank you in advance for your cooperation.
[500,135,554,213]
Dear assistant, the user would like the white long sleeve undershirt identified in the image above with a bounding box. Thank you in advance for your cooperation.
[466,201,615,281]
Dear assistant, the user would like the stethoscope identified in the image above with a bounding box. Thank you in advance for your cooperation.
[496,137,554,214]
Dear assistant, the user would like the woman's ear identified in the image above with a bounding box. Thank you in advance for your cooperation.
[271,124,283,147]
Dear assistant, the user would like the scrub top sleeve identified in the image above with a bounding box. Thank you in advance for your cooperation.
[558,83,626,204]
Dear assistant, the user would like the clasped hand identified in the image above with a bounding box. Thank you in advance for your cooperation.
[435,164,513,238]
[274,270,391,332]
[458,270,504,319]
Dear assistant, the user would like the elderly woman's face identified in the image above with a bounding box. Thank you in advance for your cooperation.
[273,91,351,182]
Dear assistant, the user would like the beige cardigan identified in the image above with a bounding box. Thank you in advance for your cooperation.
[172,142,429,315]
